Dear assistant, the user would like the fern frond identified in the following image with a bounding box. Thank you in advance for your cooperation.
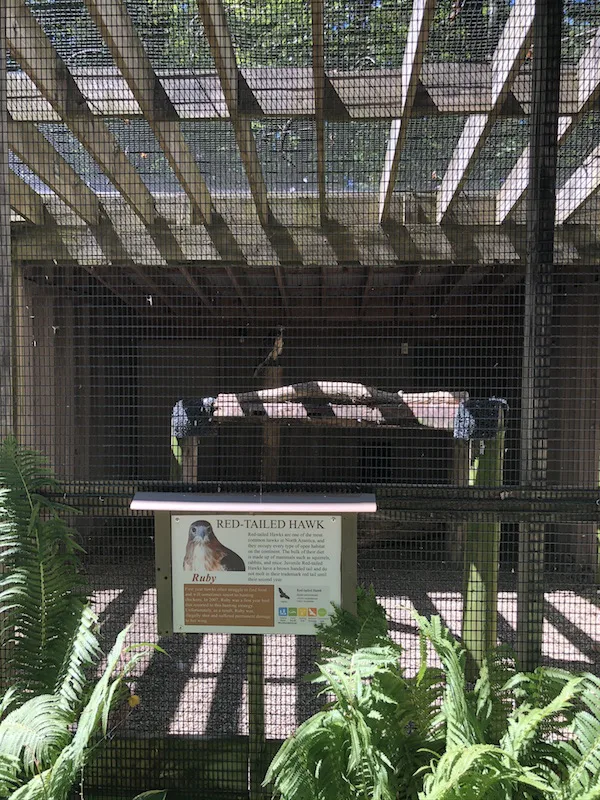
[414,613,483,748]
[418,744,552,800]
[500,675,581,786]
[316,586,390,661]
[0,694,71,777]
[0,439,99,702]
[474,645,518,744]
[557,674,600,799]
[7,628,133,800]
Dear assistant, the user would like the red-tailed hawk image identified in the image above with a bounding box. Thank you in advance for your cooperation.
[182,520,246,572]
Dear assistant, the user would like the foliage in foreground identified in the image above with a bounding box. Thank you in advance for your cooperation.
[0,438,156,800]
[265,587,600,800]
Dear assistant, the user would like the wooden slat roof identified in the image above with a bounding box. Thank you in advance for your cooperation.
[5,0,600,315]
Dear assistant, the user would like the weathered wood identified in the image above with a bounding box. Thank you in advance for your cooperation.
[449,439,470,564]
[378,0,435,223]
[8,170,44,226]
[82,0,214,228]
[462,423,505,679]
[517,0,562,673]
[206,386,464,431]
[6,0,157,227]
[7,65,587,122]
[196,0,269,228]
[555,141,600,223]
[548,283,600,576]
[9,119,101,226]
[247,365,283,800]
[436,0,535,223]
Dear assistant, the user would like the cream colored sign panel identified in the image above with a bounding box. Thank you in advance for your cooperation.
[171,514,342,634]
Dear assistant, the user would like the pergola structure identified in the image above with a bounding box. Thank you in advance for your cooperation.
[4,0,600,318]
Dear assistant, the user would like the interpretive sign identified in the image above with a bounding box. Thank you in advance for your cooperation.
[130,493,377,636]
[171,514,342,634]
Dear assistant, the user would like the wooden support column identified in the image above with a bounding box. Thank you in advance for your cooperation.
[248,364,282,799]
[549,280,600,578]
[462,421,505,680]
[449,438,470,565]
[517,0,562,673]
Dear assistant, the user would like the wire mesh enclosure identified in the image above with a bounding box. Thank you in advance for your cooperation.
[2,0,600,797]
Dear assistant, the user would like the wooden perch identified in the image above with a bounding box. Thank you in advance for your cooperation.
[211,384,466,432]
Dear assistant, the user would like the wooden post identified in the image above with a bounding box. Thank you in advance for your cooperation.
[517,0,562,672]
[449,439,470,564]
[248,364,282,798]
[548,280,600,578]
[462,419,505,680]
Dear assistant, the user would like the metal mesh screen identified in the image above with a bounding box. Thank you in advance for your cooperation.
[2,0,600,797]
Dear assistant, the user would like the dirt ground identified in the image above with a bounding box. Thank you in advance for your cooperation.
[89,560,600,741]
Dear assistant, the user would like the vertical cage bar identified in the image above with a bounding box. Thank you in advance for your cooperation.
[517,0,562,672]
[0,0,12,441]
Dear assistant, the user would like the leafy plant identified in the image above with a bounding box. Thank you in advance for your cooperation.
[264,588,441,800]
[265,587,600,800]
[0,438,155,800]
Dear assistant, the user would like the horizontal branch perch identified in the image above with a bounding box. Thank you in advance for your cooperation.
[171,385,507,440]
[231,381,419,406]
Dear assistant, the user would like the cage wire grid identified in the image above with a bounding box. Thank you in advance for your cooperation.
[2,0,600,797]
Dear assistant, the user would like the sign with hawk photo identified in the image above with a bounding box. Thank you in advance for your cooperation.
[171,514,343,634]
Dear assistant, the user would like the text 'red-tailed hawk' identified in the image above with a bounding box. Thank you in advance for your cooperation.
[183,520,246,572]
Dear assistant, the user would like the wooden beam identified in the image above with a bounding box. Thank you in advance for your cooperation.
[311,0,327,223]
[496,28,600,224]
[496,116,572,224]
[9,120,101,226]
[196,0,270,228]
[437,0,534,224]
[555,141,600,224]
[177,264,213,310]
[82,0,214,228]
[8,170,45,225]
[8,122,181,290]
[8,64,591,123]
[222,265,250,311]
[378,0,435,223]
[6,0,156,226]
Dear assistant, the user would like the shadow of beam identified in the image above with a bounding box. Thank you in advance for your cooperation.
[204,634,247,737]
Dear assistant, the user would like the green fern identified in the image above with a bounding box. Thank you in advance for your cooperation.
[0,437,100,706]
[267,589,600,800]
[265,588,437,800]
[0,439,158,800]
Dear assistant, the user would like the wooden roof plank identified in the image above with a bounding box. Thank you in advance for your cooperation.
[556,142,600,224]
[82,0,214,227]
[9,119,101,226]
[8,170,45,226]
[496,28,600,225]
[378,0,436,223]
[196,0,270,228]
[436,0,534,224]
[8,64,589,122]
[6,0,156,226]
[496,116,573,224]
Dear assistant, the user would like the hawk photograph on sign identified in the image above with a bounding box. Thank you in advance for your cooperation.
[171,514,342,635]
[183,520,246,572]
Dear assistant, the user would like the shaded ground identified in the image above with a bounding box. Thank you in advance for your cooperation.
[88,557,600,741]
